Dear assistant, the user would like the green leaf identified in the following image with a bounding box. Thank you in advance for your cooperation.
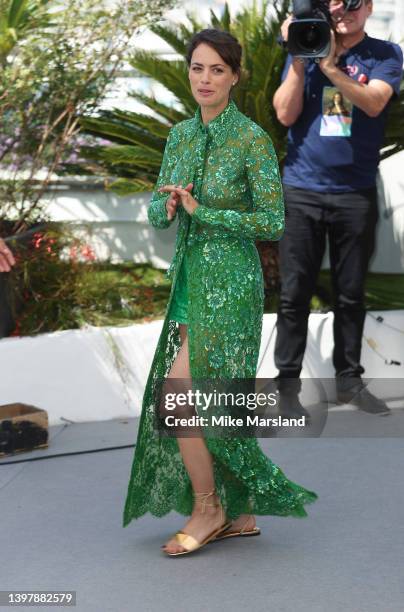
[107,177,154,195]
[129,91,188,124]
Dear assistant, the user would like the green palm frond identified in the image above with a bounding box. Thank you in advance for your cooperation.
[79,114,166,151]
[104,110,171,139]
[129,91,189,124]
[89,144,163,169]
[210,2,231,31]
[0,0,58,63]
[150,23,190,55]
[129,52,196,114]
[107,177,155,195]
[7,0,50,28]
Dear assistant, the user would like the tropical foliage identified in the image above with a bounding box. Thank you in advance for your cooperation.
[0,0,56,64]
[74,0,290,196]
[75,0,404,192]
[0,0,178,338]
[9,242,173,336]
[8,252,404,336]
[0,0,177,236]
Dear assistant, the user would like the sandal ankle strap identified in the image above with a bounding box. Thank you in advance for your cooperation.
[193,489,219,514]
[240,514,253,534]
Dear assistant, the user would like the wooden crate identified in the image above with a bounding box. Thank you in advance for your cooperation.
[0,403,49,457]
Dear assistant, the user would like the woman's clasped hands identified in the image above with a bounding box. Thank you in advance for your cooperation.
[158,183,199,219]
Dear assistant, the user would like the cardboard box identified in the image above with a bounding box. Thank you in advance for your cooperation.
[0,403,49,457]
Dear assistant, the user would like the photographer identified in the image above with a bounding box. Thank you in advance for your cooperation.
[273,0,403,414]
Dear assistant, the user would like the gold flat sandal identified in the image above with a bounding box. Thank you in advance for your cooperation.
[163,489,232,557]
[212,514,261,541]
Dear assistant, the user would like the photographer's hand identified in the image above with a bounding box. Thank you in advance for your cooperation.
[318,30,394,118]
[273,15,305,127]
[319,30,339,74]
[280,14,307,69]
[280,15,293,43]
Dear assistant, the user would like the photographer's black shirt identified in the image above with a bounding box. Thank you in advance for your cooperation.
[281,34,403,193]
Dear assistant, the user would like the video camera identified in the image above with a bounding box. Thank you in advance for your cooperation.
[287,0,363,59]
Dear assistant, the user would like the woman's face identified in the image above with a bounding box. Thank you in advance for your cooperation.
[334,93,342,104]
[189,42,238,110]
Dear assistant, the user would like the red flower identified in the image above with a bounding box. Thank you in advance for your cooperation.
[32,232,44,249]
[69,245,79,262]
[81,244,96,261]
[10,319,21,337]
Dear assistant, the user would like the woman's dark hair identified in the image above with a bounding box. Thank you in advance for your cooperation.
[186,29,242,77]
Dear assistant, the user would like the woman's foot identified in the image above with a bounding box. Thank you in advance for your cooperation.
[226,514,256,533]
[220,513,257,535]
[162,491,227,555]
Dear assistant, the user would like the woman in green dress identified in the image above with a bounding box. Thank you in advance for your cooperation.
[123,29,318,556]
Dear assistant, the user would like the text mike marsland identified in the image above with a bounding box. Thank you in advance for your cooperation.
[164,415,307,427]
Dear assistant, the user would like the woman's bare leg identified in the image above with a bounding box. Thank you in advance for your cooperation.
[162,323,257,553]
[170,326,215,491]
[162,324,223,553]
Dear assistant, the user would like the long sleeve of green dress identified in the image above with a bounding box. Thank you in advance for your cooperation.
[147,130,177,230]
[123,100,318,526]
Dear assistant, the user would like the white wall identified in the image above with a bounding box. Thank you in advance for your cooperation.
[43,186,176,269]
[44,149,404,274]
[1,311,403,425]
[366,0,404,43]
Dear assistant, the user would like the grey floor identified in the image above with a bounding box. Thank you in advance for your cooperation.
[1,410,403,612]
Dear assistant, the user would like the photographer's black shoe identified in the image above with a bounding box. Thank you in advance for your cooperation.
[278,394,312,423]
[273,377,311,422]
[336,386,391,416]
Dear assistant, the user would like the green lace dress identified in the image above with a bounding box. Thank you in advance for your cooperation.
[168,255,188,324]
[123,100,318,526]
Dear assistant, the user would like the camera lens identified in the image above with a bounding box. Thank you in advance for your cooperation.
[288,15,331,58]
[298,24,323,51]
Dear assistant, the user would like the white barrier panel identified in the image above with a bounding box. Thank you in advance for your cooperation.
[0,321,162,425]
[257,310,404,379]
[43,151,404,273]
[0,311,403,425]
